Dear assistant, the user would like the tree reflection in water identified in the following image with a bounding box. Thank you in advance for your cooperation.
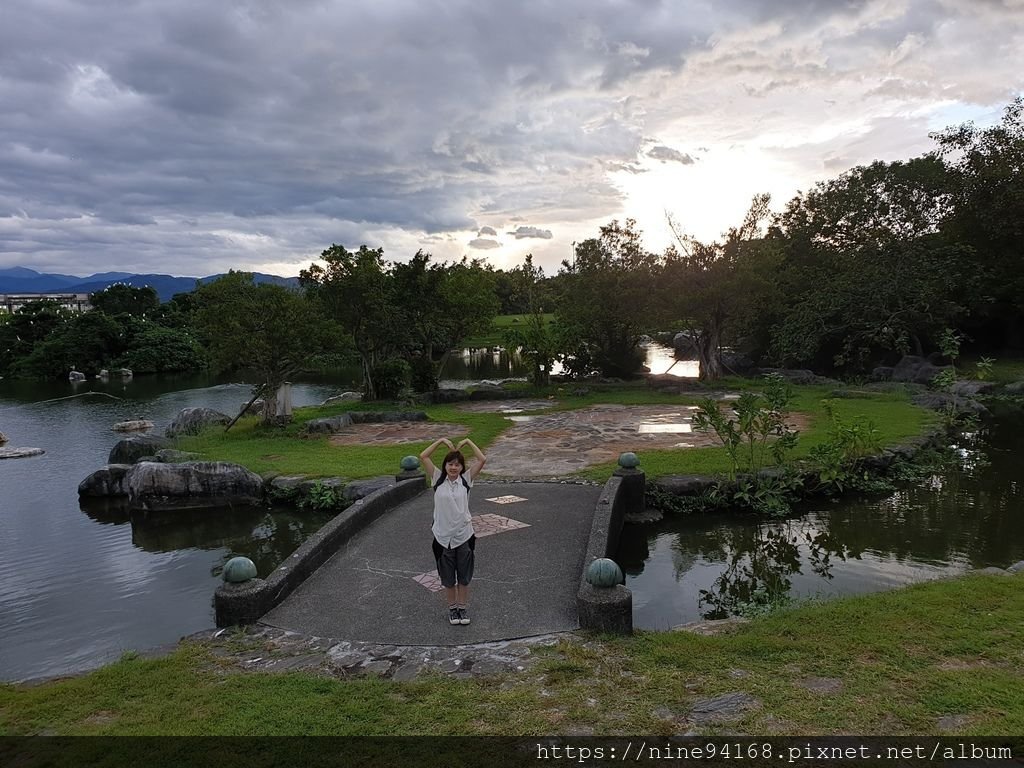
[697,523,841,618]
[620,404,1024,628]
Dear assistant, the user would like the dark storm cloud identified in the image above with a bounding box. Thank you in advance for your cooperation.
[647,145,695,164]
[0,0,1021,274]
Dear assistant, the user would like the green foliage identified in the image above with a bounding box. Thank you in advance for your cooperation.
[0,300,71,376]
[555,219,657,378]
[89,284,160,319]
[938,327,963,368]
[12,310,124,378]
[692,373,799,480]
[118,322,206,373]
[807,399,882,494]
[303,246,498,396]
[370,357,411,400]
[662,193,778,381]
[931,367,957,391]
[193,272,341,422]
[300,481,348,512]
[688,374,802,516]
[503,255,560,386]
[975,356,995,381]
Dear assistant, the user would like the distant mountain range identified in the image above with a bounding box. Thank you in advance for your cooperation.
[0,267,300,302]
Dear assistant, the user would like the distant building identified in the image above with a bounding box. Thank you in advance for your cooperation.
[0,293,93,315]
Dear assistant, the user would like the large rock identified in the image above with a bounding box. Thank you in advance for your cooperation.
[891,355,953,385]
[672,331,698,357]
[113,420,154,432]
[348,411,428,424]
[0,447,45,459]
[165,407,231,438]
[1005,380,1024,394]
[427,388,470,404]
[752,368,838,385]
[720,350,755,375]
[78,464,133,497]
[302,414,354,435]
[127,461,264,511]
[109,435,174,464]
[950,380,997,397]
[321,392,362,406]
[911,392,988,415]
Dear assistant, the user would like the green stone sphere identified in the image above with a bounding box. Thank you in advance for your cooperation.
[586,558,624,588]
[618,451,640,469]
[400,455,421,471]
[222,556,258,583]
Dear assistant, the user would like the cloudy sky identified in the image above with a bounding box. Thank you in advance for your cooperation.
[2,0,1023,279]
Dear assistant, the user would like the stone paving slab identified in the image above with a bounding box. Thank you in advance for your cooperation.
[328,421,469,446]
[483,404,807,477]
[325,402,808,478]
[453,399,559,413]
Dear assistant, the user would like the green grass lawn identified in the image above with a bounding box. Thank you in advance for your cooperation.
[2,572,1020,735]
[462,313,556,348]
[177,380,937,482]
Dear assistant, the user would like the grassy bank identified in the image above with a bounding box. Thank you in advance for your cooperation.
[2,571,1020,735]
[175,380,938,481]
[462,313,556,348]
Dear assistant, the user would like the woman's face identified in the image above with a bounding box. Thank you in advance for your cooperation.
[445,458,463,478]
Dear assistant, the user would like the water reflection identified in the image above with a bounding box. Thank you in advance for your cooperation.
[80,500,334,579]
[620,406,1024,629]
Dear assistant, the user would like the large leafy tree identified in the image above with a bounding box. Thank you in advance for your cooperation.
[933,98,1024,349]
[557,219,659,378]
[12,311,124,379]
[0,300,70,377]
[660,194,780,381]
[89,284,160,319]
[194,272,338,424]
[300,245,402,400]
[503,255,560,387]
[390,253,498,391]
[770,158,968,370]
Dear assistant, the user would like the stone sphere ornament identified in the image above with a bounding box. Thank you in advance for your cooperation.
[586,558,624,588]
[222,556,258,583]
[617,451,640,469]
[400,455,421,471]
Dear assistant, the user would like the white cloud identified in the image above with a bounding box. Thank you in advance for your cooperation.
[508,226,554,240]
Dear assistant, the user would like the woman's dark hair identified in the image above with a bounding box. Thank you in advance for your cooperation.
[442,450,466,470]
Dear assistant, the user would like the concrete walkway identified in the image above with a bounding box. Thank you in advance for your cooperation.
[262,481,603,645]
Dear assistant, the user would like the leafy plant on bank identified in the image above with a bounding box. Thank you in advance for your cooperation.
[300,481,348,512]
[692,373,800,479]
[806,399,882,495]
[975,356,995,381]
[690,373,801,516]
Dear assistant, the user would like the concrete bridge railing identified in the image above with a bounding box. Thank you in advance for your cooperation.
[215,473,425,626]
[576,465,644,634]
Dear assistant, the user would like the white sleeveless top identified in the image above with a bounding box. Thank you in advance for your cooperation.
[430,468,474,548]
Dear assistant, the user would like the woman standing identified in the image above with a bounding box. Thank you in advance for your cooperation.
[419,436,487,625]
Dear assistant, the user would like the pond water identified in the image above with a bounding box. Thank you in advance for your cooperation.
[0,343,682,682]
[619,404,1024,629]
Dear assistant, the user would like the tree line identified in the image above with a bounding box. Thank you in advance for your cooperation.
[2,99,1021,408]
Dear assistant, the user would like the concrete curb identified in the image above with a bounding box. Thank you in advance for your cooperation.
[215,476,426,626]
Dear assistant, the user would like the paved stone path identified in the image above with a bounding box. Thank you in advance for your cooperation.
[328,400,809,478]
